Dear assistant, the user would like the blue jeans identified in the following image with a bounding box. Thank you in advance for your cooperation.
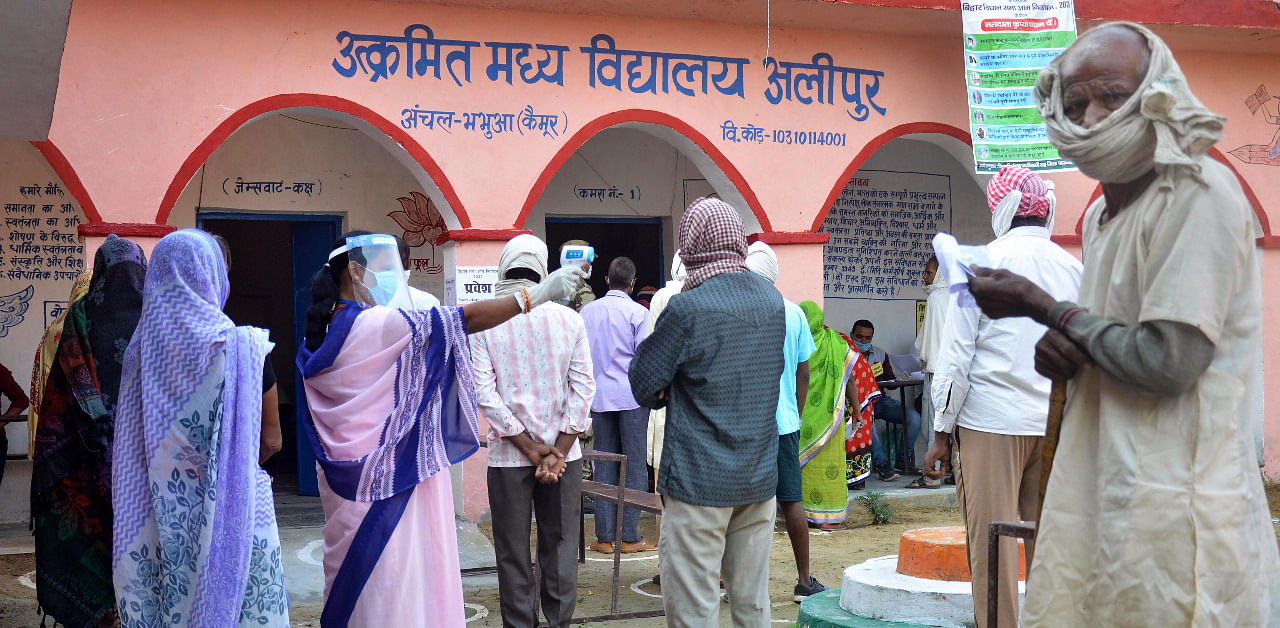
[591,407,649,543]
[871,394,921,471]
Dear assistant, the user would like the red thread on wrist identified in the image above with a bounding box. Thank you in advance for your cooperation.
[1057,306,1083,330]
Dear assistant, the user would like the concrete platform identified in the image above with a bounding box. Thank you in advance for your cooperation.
[855,473,957,509]
[840,556,1024,628]
[798,589,933,628]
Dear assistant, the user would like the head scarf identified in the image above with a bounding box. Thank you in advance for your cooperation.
[679,197,748,291]
[745,241,780,284]
[987,166,1057,237]
[31,234,146,628]
[113,229,284,626]
[1036,21,1224,184]
[495,234,548,298]
[29,270,93,449]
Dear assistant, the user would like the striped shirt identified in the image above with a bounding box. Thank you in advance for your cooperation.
[470,302,595,467]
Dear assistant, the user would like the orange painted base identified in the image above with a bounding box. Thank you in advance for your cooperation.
[895,526,1025,582]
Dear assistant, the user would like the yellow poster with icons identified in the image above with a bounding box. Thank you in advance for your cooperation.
[916,300,927,335]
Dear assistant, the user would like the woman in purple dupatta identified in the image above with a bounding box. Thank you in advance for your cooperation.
[296,232,583,627]
[111,229,288,627]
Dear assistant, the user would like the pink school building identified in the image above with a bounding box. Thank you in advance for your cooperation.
[2,0,1280,521]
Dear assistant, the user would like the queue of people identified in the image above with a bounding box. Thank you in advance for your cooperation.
[8,19,1277,628]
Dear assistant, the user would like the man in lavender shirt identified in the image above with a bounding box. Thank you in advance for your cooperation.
[580,257,655,553]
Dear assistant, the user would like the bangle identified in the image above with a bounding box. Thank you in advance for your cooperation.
[520,289,533,313]
[1056,306,1084,331]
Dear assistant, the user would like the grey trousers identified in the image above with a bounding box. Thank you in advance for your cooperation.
[658,495,776,628]
[487,460,583,628]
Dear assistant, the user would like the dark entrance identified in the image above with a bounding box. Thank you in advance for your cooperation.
[198,212,342,495]
[545,217,664,298]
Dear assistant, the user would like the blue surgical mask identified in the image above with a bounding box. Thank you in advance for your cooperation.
[854,340,873,353]
[362,269,402,306]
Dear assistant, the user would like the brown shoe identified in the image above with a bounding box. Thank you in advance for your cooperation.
[589,541,616,554]
[620,539,657,553]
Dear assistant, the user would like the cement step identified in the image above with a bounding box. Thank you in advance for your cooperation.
[798,588,934,628]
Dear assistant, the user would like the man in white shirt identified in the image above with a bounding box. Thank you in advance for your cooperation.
[471,235,595,628]
[923,166,1081,628]
[395,236,441,308]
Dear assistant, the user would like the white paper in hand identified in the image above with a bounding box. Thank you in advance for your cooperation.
[931,232,990,308]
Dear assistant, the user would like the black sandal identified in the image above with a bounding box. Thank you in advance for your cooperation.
[907,475,941,489]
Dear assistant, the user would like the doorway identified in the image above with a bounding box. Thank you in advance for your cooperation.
[545,217,665,297]
[199,211,343,496]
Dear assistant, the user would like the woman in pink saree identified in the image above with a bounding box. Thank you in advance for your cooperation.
[296,232,582,627]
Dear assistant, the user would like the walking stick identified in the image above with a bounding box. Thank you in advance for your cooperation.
[1035,380,1068,538]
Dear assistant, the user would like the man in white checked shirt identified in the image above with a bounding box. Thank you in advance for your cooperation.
[470,234,596,628]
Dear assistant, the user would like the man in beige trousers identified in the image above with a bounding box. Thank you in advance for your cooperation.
[923,166,1081,628]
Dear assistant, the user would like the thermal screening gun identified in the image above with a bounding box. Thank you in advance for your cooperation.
[560,244,595,270]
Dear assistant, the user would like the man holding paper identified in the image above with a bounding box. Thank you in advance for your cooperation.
[923,165,1081,628]
[961,23,1279,626]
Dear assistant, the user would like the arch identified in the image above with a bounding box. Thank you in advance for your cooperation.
[1072,147,1275,246]
[154,93,470,228]
[30,139,101,224]
[810,122,974,232]
[515,109,770,231]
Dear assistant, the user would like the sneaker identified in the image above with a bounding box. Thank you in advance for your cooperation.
[877,467,900,482]
[794,576,828,602]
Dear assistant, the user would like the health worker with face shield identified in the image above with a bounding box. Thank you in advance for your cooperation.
[296,231,585,627]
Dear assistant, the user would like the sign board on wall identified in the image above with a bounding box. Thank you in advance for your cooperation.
[446,266,498,305]
[962,1,1077,172]
[820,169,951,300]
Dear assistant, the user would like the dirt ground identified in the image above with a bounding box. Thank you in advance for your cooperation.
[3,487,1278,627]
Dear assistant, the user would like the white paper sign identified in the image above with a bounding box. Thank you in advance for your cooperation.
[454,266,499,305]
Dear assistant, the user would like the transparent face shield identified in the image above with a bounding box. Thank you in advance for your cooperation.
[334,234,410,307]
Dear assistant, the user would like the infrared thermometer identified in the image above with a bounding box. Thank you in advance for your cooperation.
[560,244,595,270]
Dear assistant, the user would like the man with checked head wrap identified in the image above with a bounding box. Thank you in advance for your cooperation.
[964,23,1280,625]
[630,197,786,626]
[922,166,1082,628]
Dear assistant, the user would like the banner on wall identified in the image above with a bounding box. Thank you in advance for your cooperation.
[962,1,1077,173]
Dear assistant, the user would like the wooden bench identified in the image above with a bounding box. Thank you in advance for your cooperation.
[576,449,664,622]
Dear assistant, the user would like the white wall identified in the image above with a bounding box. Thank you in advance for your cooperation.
[169,113,449,299]
[0,140,89,455]
[820,137,991,357]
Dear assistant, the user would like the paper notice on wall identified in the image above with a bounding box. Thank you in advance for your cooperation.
[453,266,498,305]
[962,1,1077,173]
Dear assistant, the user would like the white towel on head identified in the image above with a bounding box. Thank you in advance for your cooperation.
[745,241,779,283]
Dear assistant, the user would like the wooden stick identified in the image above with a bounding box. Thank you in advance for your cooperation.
[1035,381,1068,538]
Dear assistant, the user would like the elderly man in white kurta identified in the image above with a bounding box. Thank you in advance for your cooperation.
[965,22,1279,626]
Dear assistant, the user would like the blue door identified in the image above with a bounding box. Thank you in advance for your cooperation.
[290,219,342,495]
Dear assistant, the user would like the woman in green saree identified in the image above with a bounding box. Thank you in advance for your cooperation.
[797,301,859,529]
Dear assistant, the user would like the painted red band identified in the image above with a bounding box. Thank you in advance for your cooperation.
[748,231,830,245]
[516,109,770,232]
[30,141,102,224]
[154,94,471,228]
[78,222,177,238]
[1050,234,1082,246]
[437,228,531,245]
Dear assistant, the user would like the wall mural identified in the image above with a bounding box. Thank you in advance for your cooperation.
[388,191,447,274]
[0,285,33,338]
[1230,84,1280,166]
